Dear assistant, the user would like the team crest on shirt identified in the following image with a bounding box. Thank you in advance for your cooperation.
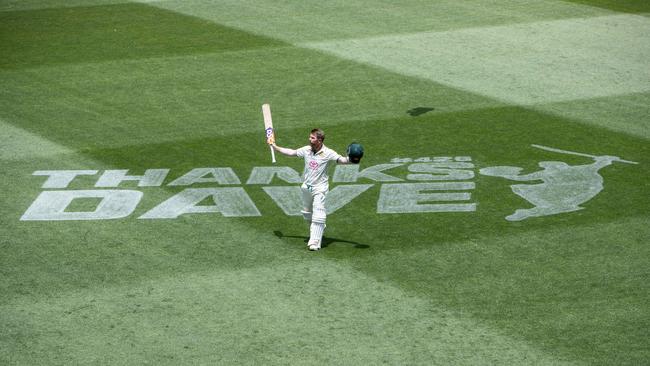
[309,161,319,169]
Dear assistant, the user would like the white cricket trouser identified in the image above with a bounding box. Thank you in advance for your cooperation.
[301,183,327,246]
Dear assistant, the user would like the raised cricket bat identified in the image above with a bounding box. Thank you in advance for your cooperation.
[262,103,276,163]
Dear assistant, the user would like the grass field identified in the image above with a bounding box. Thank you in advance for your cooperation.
[1,0,649,364]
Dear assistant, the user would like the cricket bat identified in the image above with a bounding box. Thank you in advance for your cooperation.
[262,103,276,163]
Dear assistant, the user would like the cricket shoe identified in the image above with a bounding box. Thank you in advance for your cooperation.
[308,243,321,251]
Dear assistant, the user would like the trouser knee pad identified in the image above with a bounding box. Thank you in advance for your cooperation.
[301,210,312,222]
[312,211,326,224]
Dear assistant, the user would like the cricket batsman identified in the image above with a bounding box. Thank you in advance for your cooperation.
[271,128,363,251]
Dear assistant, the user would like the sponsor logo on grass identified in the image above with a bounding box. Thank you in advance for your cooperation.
[20,145,637,222]
[480,145,638,221]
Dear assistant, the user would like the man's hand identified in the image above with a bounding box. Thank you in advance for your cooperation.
[266,133,275,146]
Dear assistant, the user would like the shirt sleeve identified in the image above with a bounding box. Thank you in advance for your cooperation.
[296,146,309,158]
[328,149,342,162]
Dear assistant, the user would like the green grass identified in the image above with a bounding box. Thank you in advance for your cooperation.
[563,0,650,13]
[1,1,649,365]
[0,3,284,69]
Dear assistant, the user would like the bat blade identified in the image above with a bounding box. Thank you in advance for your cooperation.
[262,103,276,163]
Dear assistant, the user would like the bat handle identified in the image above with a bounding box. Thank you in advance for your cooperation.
[270,145,276,163]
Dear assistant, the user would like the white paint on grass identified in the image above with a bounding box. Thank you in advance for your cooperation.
[245,166,302,185]
[167,168,241,186]
[480,145,638,221]
[21,190,142,221]
[378,182,476,214]
[407,162,475,181]
[139,188,260,219]
[95,169,170,187]
[333,163,404,182]
[263,184,373,216]
[33,170,98,188]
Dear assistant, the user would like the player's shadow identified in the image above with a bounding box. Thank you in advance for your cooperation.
[274,230,369,249]
[407,107,434,116]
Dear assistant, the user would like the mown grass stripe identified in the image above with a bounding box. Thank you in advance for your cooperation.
[0,0,125,12]
[0,262,577,365]
[0,3,286,69]
[0,118,73,160]
[301,14,650,104]
[342,215,650,365]
[144,0,612,43]
[0,45,504,149]
[536,92,650,140]
[561,0,650,13]
[299,14,650,139]
[1,2,647,365]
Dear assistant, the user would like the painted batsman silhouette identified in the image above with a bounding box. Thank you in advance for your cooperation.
[480,145,638,221]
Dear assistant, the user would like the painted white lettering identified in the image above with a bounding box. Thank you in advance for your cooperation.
[410,162,475,169]
[407,163,475,181]
[139,188,260,218]
[95,169,169,187]
[246,167,302,185]
[391,156,472,164]
[333,164,403,183]
[167,168,240,186]
[328,184,374,213]
[261,187,300,215]
[391,158,413,163]
[263,184,373,215]
[377,182,476,213]
[33,170,98,188]
[21,190,142,221]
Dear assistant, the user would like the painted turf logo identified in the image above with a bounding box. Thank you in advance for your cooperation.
[19,145,637,222]
[480,145,638,221]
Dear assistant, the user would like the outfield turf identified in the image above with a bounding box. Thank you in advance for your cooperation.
[1,1,649,364]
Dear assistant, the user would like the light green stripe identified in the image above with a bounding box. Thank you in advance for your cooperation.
[0,118,73,160]
[140,2,649,140]
[144,0,611,43]
[536,92,650,139]
[1,262,577,365]
[300,14,650,138]
[302,14,650,104]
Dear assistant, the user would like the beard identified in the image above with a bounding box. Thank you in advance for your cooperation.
[310,141,321,152]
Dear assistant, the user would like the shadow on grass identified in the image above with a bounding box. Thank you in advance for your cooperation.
[274,230,369,249]
[407,107,434,116]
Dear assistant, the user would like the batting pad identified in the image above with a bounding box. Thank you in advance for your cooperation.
[309,222,325,246]
[312,193,327,224]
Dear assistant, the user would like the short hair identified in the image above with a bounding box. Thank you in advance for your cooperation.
[311,128,325,142]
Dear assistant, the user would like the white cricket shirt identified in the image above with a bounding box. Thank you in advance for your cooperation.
[296,145,342,192]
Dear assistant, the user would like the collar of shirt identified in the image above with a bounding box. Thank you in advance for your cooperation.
[311,145,325,155]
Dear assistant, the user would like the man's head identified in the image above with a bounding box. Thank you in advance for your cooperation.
[309,128,325,151]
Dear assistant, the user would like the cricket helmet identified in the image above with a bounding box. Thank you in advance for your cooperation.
[347,142,364,164]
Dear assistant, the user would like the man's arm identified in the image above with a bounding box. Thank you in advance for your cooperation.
[272,144,298,157]
[337,156,352,164]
